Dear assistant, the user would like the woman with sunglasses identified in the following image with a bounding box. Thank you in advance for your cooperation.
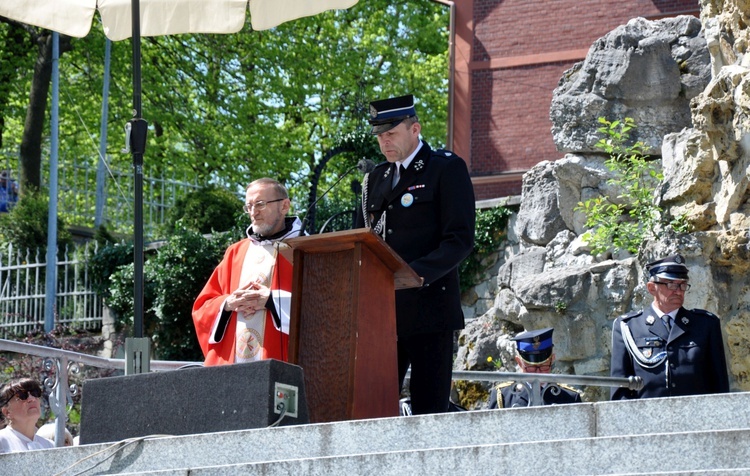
[0,378,54,453]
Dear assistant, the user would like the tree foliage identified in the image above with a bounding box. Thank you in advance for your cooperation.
[162,186,244,235]
[0,1,450,224]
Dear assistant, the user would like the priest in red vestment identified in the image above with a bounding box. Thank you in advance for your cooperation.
[192,178,304,366]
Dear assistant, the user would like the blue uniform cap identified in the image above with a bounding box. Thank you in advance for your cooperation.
[646,254,689,281]
[512,327,554,363]
[368,94,416,135]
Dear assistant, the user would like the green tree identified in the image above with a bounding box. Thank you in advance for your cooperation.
[148,229,232,360]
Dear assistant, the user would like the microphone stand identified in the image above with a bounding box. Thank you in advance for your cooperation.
[301,164,359,234]
[301,159,376,234]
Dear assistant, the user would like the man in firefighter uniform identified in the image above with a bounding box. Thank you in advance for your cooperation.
[610,254,729,399]
[487,328,582,408]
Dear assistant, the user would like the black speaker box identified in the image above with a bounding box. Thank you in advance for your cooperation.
[80,359,308,444]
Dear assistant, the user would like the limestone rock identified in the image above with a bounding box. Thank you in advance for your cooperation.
[514,162,568,246]
[551,15,710,154]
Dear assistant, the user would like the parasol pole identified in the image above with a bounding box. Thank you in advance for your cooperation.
[126,0,150,374]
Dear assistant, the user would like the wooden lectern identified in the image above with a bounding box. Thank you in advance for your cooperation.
[284,228,422,423]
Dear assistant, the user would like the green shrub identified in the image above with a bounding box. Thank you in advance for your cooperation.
[162,186,243,236]
[459,206,513,292]
[575,117,689,256]
[88,240,134,301]
[149,229,232,360]
[0,187,72,253]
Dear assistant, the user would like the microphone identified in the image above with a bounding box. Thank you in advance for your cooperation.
[357,158,376,173]
[301,159,376,234]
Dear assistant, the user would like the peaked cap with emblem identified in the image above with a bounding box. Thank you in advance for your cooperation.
[646,253,689,281]
[368,94,416,135]
[512,327,554,364]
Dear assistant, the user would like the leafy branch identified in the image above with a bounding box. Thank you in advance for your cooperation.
[576,117,689,256]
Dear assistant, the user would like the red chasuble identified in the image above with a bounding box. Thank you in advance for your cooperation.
[192,239,293,366]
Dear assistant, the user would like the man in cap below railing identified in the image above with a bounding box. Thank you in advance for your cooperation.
[486,328,582,408]
[610,253,729,399]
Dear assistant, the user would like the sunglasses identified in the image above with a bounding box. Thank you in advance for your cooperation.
[14,388,42,401]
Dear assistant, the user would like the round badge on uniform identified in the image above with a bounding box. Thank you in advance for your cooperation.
[401,193,414,207]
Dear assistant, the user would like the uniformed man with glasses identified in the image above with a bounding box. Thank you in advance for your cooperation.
[610,254,729,399]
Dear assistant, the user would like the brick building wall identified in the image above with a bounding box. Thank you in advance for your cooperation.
[457,0,700,199]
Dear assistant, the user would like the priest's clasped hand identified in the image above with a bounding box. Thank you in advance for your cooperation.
[225,281,270,314]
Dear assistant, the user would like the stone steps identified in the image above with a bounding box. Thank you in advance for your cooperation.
[3,392,750,475]
[113,427,750,476]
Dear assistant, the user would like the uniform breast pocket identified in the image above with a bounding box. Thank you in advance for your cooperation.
[398,189,435,226]
[677,340,701,362]
[636,337,664,358]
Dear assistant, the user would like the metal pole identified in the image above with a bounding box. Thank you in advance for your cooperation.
[53,356,69,447]
[44,32,60,333]
[131,0,148,339]
[127,0,150,373]
[95,39,112,228]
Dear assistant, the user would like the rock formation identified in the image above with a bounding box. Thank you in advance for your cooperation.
[457,10,750,406]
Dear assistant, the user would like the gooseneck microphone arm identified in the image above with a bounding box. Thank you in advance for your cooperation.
[301,159,376,234]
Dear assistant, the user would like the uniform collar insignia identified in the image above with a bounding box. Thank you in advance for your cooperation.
[646,315,655,325]
[414,159,425,171]
[681,316,689,325]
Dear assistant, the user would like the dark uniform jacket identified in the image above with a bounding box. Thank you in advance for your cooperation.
[487,381,582,409]
[610,306,729,399]
[355,140,475,337]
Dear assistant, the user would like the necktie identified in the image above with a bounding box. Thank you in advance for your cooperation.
[392,164,405,189]
[663,314,672,332]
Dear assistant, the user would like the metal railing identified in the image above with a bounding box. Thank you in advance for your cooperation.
[0,151,210,240]
[449,369,642,407]
[0,338,200,448]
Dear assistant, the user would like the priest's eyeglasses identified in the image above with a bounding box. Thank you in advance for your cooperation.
[653,281,691,291]
[243,198,285,213]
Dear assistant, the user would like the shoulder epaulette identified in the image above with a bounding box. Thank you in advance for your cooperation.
[620,310,643,322]
[494,381,514,390]
[558,383,581,394]
[690,308,718,319]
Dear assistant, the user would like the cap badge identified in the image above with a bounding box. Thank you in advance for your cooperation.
[532,336,541,350]
[369,104,378,119]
